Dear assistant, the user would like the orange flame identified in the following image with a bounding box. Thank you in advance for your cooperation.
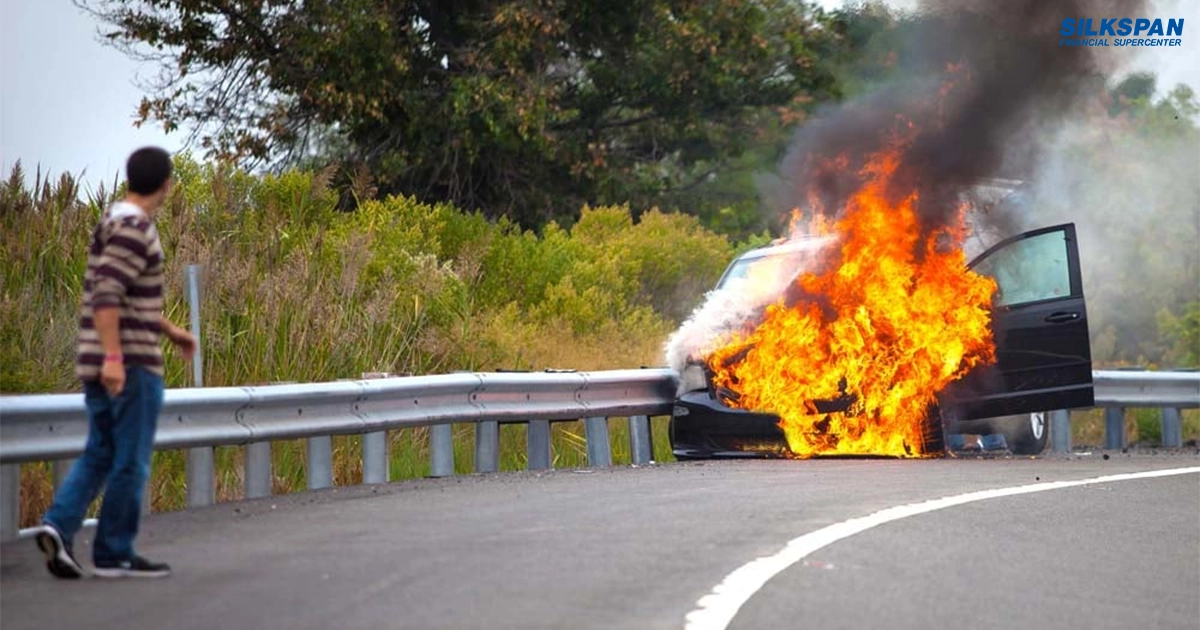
[705,143,997,458]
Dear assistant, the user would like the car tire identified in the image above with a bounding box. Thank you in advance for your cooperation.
[922,405,947,457]
[997,412,1049,455]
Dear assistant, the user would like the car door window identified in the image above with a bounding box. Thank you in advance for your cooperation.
[971,230,1072,307]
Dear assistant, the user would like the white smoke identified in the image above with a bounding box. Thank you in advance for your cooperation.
[995,93,1200,364]
[663,237,837,372]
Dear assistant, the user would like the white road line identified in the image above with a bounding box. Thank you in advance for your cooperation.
[684,466,1200,630]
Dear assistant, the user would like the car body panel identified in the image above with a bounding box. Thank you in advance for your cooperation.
[671,391,787,458]
[940,223,1094,423]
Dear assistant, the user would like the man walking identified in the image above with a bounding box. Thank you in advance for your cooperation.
[36,147,195,579]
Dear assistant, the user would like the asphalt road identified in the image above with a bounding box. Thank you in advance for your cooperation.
[2,452,1197,630]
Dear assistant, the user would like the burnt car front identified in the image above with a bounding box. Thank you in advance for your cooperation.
[667,238,835,459]
[672,361,789,458]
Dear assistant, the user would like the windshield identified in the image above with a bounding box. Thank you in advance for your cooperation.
[715,238,834,291]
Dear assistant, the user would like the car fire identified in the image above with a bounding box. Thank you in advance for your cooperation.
[666,57,1099,459]
[702,141,998,458]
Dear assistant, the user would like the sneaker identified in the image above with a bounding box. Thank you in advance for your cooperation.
[93,555,171,579]
[35,523,85,579]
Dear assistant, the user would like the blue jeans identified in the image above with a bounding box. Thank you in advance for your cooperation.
[43,366,163,564]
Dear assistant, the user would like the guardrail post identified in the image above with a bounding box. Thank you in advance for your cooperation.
[474,421,499,473]
[585,417,612,468]
[142,477,152,516]
[362,431,389,484]
[187,447,215,507]
[307,436,333,489]
[527,420,551,471]
[1160,407,1183,448]
[53,459,75,492]
[245,442,273,498]
[187,264,204,387]
[629,415,652,465]
[1104,407,1125,450]
[1,465,18,541]
[430,424,454,477]
[1050,410,1071,453]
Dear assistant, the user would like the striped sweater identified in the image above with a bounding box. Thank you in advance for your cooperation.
[76,201,165,380]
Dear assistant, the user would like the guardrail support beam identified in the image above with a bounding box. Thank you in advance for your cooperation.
[585,417,612,468]
[307,436,333,490]
[53,459,75,493]
[629,415,652,465]
[187,447,215,507]
[1160,407,1183,448]
[527,420,551,471]
[362,431,389,484]
[474,421,499,474]
[1104,407,1126,450]
[142,477,152,516]
[1,464,18,541]
[1050,409,1071,454]
[430,424,454,477]
[245,442,272,498]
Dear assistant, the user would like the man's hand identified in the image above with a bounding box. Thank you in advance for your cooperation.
[101,358,125,397]
[94,307,125,396]
[161,318,197,360]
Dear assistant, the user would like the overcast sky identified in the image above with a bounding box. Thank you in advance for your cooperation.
[1,0,1195,192]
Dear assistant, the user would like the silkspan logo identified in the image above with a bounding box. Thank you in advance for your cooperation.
[1060,18,1185,47]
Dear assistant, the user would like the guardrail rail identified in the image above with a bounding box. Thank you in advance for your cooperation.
[2,368,1197,540]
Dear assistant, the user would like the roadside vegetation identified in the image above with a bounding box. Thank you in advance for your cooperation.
[1,159,761,524]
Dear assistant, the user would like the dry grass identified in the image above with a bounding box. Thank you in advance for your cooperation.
[1070,408,1200,448]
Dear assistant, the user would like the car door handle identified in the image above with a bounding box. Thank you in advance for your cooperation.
[1045,311,1081,323]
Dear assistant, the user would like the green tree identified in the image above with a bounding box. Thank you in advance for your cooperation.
[79,0,840,228]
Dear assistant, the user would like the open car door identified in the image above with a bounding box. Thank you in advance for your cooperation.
[939,223,1094,421]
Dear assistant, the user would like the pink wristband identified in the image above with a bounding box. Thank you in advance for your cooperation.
[104,353,123,363]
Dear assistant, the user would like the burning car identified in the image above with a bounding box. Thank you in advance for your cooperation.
[667,175,1093,459]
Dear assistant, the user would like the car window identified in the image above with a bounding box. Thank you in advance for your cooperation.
[971,230,1072,306]
[716,239,835,291]
[717,252,805,291]
[719,258,767,287]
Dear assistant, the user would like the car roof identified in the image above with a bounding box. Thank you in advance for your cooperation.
[733,234,837,262]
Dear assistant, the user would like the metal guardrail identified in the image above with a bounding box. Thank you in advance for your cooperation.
[1083,370,1199,451]
[0,370,677,464]
[0,370,677,540]
[1,369,1197,540]
[1091,370,1200,407]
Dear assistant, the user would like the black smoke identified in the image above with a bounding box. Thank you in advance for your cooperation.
[767,0,1144,236]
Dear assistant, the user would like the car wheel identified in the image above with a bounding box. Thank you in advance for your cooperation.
[998,412,1049,455]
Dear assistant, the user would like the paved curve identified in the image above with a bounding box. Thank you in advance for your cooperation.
[2,453,1197,630]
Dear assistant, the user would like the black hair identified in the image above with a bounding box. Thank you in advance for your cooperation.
[126,147,173,195]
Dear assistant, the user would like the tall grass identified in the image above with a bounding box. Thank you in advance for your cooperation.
[2,158,736,526]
